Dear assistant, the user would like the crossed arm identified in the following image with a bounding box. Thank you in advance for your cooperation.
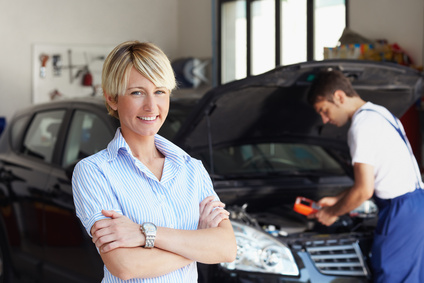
[90,196,237,280]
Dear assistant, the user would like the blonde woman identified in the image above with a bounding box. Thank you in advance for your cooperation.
[72,41,237,282]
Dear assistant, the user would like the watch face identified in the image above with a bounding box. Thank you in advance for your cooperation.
[143,222,156,232]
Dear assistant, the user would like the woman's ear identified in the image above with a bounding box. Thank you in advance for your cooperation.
[104,92,118,111]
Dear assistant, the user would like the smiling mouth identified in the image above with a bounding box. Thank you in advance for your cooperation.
[138,116,157,121]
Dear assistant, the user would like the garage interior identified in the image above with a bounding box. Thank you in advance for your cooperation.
[0,0,423,169]
[0,1,424,282]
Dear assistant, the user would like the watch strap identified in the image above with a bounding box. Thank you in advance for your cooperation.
[144,234,155,248]
[141,222,156,249]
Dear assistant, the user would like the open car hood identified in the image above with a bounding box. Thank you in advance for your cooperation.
[174,60,424,151]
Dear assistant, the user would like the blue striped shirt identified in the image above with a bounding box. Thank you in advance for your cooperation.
[72,129,218,283]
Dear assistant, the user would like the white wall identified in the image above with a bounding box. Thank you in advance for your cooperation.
[177,0,213,58]
[0,0,180,120]
[349,0,424,67]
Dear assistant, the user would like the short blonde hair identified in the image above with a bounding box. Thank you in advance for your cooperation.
[102,41,176,118]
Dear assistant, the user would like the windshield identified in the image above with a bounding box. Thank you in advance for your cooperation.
[193,142,345,176]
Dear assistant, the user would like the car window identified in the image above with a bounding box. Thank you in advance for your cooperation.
[62,110,113,168]
[10,115,31,151]
[22,110,65,163]
[195,142,345,176]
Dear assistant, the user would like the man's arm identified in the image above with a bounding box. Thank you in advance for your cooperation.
[311,162,375,226]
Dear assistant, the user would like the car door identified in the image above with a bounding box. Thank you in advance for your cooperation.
[0,109,66,280]
[42,107,116,283]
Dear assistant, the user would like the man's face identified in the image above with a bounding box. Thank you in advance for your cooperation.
[313,98,349,127]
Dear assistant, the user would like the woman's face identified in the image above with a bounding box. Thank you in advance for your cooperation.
[105,67,170,139]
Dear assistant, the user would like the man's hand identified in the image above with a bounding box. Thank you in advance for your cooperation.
[198,196,230,229]
[308,197,340,226]
[308,162,375,227]
[91,210,144,253]
[317,196,339,207]
[308,206,339,226]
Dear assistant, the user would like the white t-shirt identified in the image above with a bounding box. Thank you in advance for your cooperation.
[348,102,422,199]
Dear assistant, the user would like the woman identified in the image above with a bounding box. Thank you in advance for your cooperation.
[72,41,237,282]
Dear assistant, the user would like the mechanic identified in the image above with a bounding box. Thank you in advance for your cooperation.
[72,41,237,282]
[307,69,424,283]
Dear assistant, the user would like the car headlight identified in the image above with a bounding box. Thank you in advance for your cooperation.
[220,221,299,276]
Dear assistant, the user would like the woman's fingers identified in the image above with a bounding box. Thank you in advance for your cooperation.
[199,196,230,229]
[200,196,226,217]
[199,196,215,215]
[199,204,230,229]
[91,210,144,252]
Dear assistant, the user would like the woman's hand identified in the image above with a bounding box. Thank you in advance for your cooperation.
[91,210,145,253]
[198,196,230,229]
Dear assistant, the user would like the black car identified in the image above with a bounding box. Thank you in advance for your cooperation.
[0,60,422,283]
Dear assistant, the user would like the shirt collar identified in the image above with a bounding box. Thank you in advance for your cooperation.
[106,128,191,166]
[353,101,373,119]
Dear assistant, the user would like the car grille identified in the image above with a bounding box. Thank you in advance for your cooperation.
[305,238,370,277]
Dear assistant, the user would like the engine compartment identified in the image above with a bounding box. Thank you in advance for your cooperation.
[228,200,378,238]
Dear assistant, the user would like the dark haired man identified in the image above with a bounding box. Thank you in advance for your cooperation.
[307,70,424,283]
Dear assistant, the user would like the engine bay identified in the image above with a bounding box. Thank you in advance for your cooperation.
[228,200,378,238]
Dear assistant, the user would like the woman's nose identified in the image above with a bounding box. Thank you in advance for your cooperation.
[143,95,155,111]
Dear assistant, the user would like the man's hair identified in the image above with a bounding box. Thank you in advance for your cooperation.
[307,69,358,105]
[102,41,176,119]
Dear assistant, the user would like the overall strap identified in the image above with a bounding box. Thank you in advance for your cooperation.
[359,108,422,190]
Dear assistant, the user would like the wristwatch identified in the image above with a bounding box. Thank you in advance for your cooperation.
[140,222,157,248]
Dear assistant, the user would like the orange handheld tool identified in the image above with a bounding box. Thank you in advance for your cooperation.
[293,196,320,216]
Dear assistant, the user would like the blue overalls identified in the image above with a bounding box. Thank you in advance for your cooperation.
[361,109,424,283]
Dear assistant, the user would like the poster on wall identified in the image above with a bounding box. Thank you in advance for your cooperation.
[32,44,115,104]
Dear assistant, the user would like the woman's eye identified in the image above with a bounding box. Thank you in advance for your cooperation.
[131,91,143,96]
[155,90,166,95]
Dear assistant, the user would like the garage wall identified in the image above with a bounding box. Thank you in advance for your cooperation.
[0,0,180,121]
[177,0,213,58]
[349,0,424,67]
